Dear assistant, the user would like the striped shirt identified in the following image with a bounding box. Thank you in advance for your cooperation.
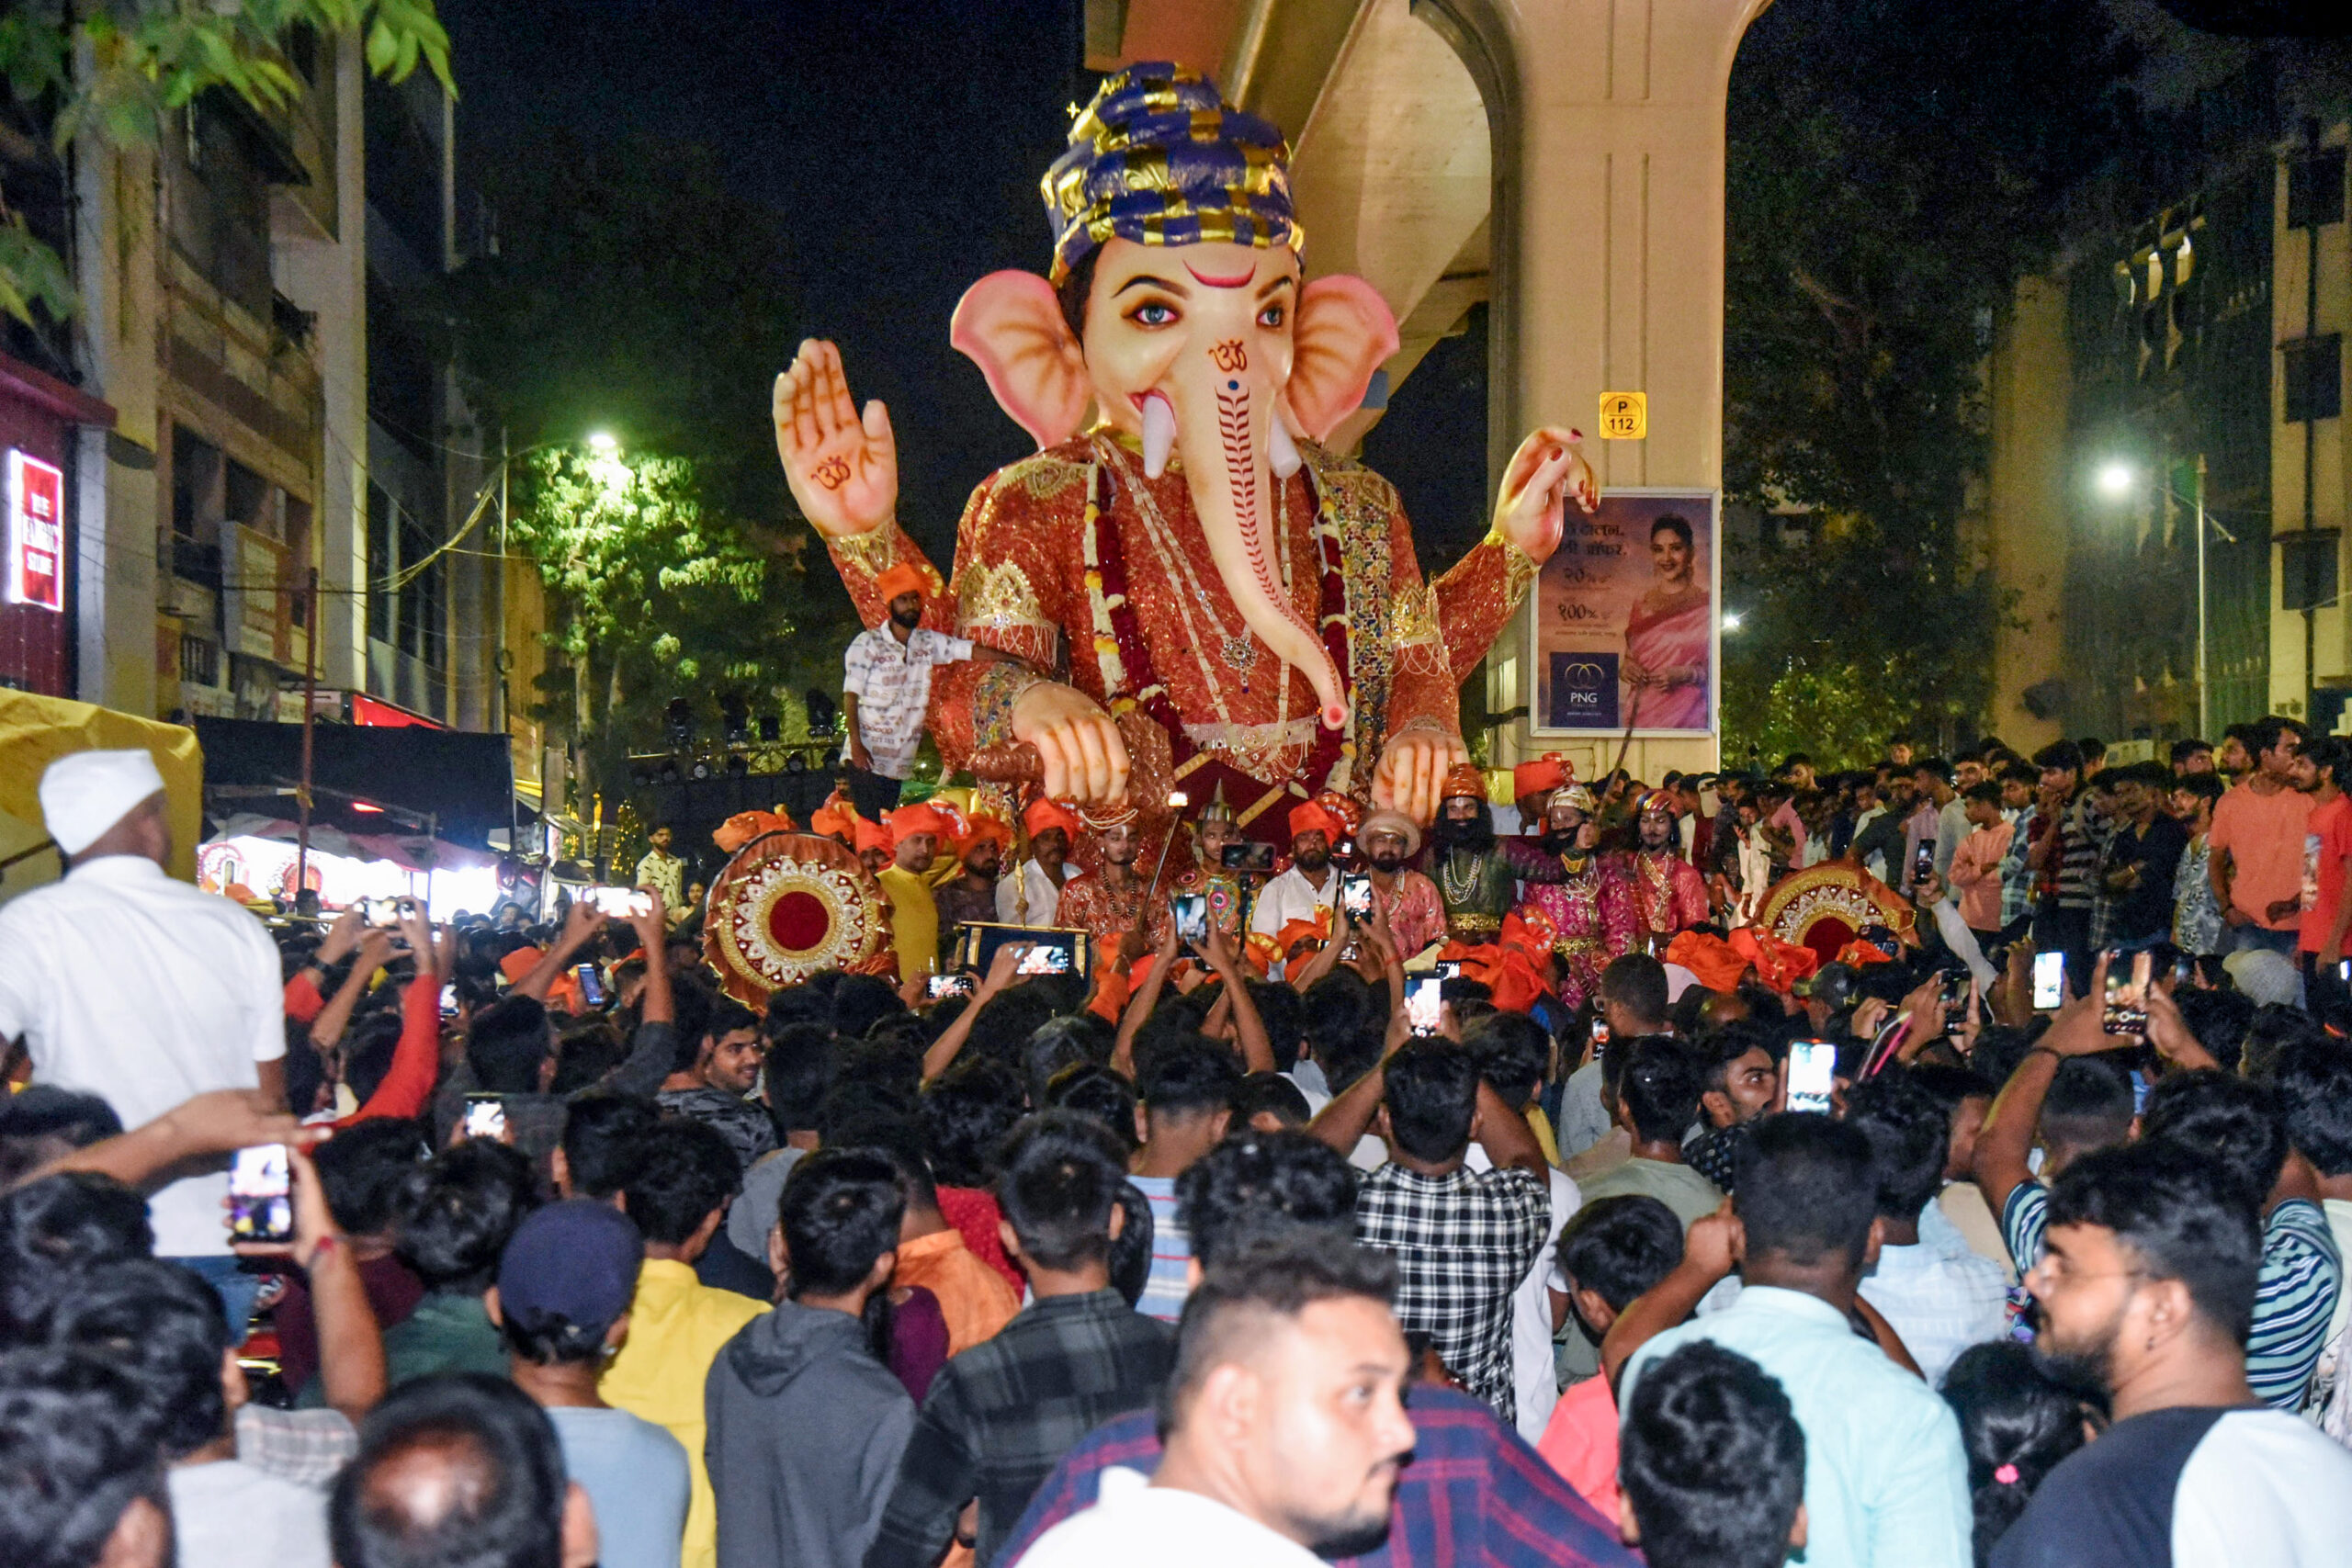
[2004,1183,2344,1410]
[1126,1175,1193,1324]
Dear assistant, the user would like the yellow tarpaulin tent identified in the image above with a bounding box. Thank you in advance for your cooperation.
[0,691,203,901]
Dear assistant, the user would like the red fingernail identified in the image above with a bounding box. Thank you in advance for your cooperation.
[1552,448,1563,460]
[1570,429,1584,441]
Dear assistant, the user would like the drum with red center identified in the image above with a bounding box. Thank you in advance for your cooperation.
[703,830,890,1005]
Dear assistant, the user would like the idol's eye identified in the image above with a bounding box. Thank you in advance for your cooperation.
[1129,300,1179,327]
[1257,303,1285,328]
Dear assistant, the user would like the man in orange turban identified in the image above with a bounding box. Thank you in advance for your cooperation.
[1510,752,1569,827]
[1250,798,1347,938]
[1001,797,1083,928]
[878,803,953,981]
[936,812,1012,943]
[840,558,1026,822]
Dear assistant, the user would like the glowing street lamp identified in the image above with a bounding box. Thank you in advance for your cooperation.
[1722,611,1744,632]
[2096,461,2136,499]
[586,431,618,455]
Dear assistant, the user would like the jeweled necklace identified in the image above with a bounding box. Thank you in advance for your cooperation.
[1441,850,1488,905]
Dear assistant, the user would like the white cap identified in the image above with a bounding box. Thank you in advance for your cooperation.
[2222,946,2300,1010]
[40,748,167,856]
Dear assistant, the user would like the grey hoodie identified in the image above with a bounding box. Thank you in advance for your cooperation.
[705,1297,916,1568]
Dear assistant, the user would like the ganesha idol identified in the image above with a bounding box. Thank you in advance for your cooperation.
[775,63,1595,852]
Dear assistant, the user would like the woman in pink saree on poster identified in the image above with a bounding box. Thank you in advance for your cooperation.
[1619,513,1710,728]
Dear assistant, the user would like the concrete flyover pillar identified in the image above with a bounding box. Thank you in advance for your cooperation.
[1426,0,1767,784]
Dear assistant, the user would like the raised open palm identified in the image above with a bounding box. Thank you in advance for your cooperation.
[773,338,899,538]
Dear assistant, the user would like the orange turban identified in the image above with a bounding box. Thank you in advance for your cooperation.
[959,814,1012,856]
[875,563,928,605]
[1512,754,1568,800]
[712,809,794,854]
[1288,800,1344,841]
[853,818,892,854]
[887,803,951,845]
[1275,909,1334,960]
[1442,763,1489,804]
[1023,798,1083,843]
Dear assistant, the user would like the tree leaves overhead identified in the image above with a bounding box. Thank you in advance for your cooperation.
[0,1,454,323]
[1721,0,2135,766]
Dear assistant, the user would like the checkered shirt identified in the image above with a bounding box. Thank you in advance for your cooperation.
[234,1404,356,1489]
[1354,1164,1549,1424]
[866,1289,1176,1568]
[842,625,973,779]
[1999,807,2040,929]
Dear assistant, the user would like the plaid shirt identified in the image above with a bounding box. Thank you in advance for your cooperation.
[997,1384,1640,1568]
[1354,1165,1549,1424]
[1999,807,2040,929]
[234,1404,356,1489]
[866,1289,1176,1568]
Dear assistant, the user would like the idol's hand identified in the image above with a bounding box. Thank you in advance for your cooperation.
[1373,724,1468,825]
[1012,681,1131,807]
[774,339,898,539]
[1491,426,1598,562]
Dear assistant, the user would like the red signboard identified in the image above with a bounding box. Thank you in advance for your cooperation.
[6,449,63,613]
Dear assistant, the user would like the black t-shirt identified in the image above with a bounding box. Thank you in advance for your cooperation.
[1992,1405,2224,1568]
[2105,815,2190,940]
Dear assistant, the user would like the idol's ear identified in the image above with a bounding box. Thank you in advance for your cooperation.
[951,271,1091,450]
[1283,276,1399,442]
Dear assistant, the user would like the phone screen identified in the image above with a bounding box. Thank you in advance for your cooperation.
[365,897,403,929]
[589,886,654,919]
[1911,839,1937,884]
[927,973,976,999]
[574,964,607,1009]
[1222,842,1275,872]
[1786,1041,1838,1114]
[439,982,458,1017]
[2030,951,2065,1011]
[1170,894,1209,950]
[1339,874,1374,921]
[228,1144,293,1243]
[1405,976,1444,1034]
[1017,943,1073,976]
[2101,950,2152,1035]
[1435,960,1464,981]
[463,1096,508,1142]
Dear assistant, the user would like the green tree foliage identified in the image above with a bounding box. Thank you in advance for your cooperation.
[1720,0,2134,766]
[0,0,451,322]
[510,446,806,779]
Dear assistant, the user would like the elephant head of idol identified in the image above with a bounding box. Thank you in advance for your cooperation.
[948,63,1396,735]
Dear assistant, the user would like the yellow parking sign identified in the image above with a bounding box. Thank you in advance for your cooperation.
[1599,391,1646,440]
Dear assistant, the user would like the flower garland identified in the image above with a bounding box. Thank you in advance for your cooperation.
[1083,449,1354,793]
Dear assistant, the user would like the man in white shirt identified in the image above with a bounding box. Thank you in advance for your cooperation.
[1846,1077,2007,1387]
[634,823,688,921]
[1249,801,1344,941]
[1015,1231,1414,1568]
[842,562,1022,820]
[999,797,1082,928]
[0,750,284,1334]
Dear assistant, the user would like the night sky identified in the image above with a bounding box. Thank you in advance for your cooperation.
[439,0,1096,567]
[436,0,1487,581]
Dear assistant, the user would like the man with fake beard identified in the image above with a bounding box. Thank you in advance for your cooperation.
[1517,784,1635,1012]
[1057,814,1170,962]
[1626,790,1710,952]
[1251,801,1349,939]
[1426,765,1575,943]
[1996,1140,2352,1567]
[841,562,1024,819]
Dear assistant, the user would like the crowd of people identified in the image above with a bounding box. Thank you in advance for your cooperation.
[6,718,2352,1568]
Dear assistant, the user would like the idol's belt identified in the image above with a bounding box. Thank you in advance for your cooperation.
[1449,914,1502,933]
[1554,937,1602,956]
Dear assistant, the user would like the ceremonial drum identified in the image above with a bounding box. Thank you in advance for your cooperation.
[1754,863,1916,969]
[704,829,889,1005]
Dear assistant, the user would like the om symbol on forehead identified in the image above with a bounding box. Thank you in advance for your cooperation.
[1208,340,1248,373]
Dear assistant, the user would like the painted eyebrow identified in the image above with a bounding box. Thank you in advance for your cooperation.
[1114,274,1190,298]
[1256,275,1297,300]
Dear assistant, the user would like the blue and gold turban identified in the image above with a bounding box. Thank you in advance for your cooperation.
[1043,62,1300,285]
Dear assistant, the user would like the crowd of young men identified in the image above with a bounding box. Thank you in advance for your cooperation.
[6,734,2352,1568]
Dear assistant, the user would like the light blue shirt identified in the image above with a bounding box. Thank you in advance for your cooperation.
[1622,1285,1972,1568]
[546,1404,690,1568]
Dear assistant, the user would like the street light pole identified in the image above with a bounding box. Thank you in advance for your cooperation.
[2195,453,2209,739]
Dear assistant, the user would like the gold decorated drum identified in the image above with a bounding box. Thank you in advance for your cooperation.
[704,830,888,1004]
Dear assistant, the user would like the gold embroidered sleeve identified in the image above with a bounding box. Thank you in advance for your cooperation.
[929,452,1089,768]
[826,523,945,626]
[1435,533,1541,687]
